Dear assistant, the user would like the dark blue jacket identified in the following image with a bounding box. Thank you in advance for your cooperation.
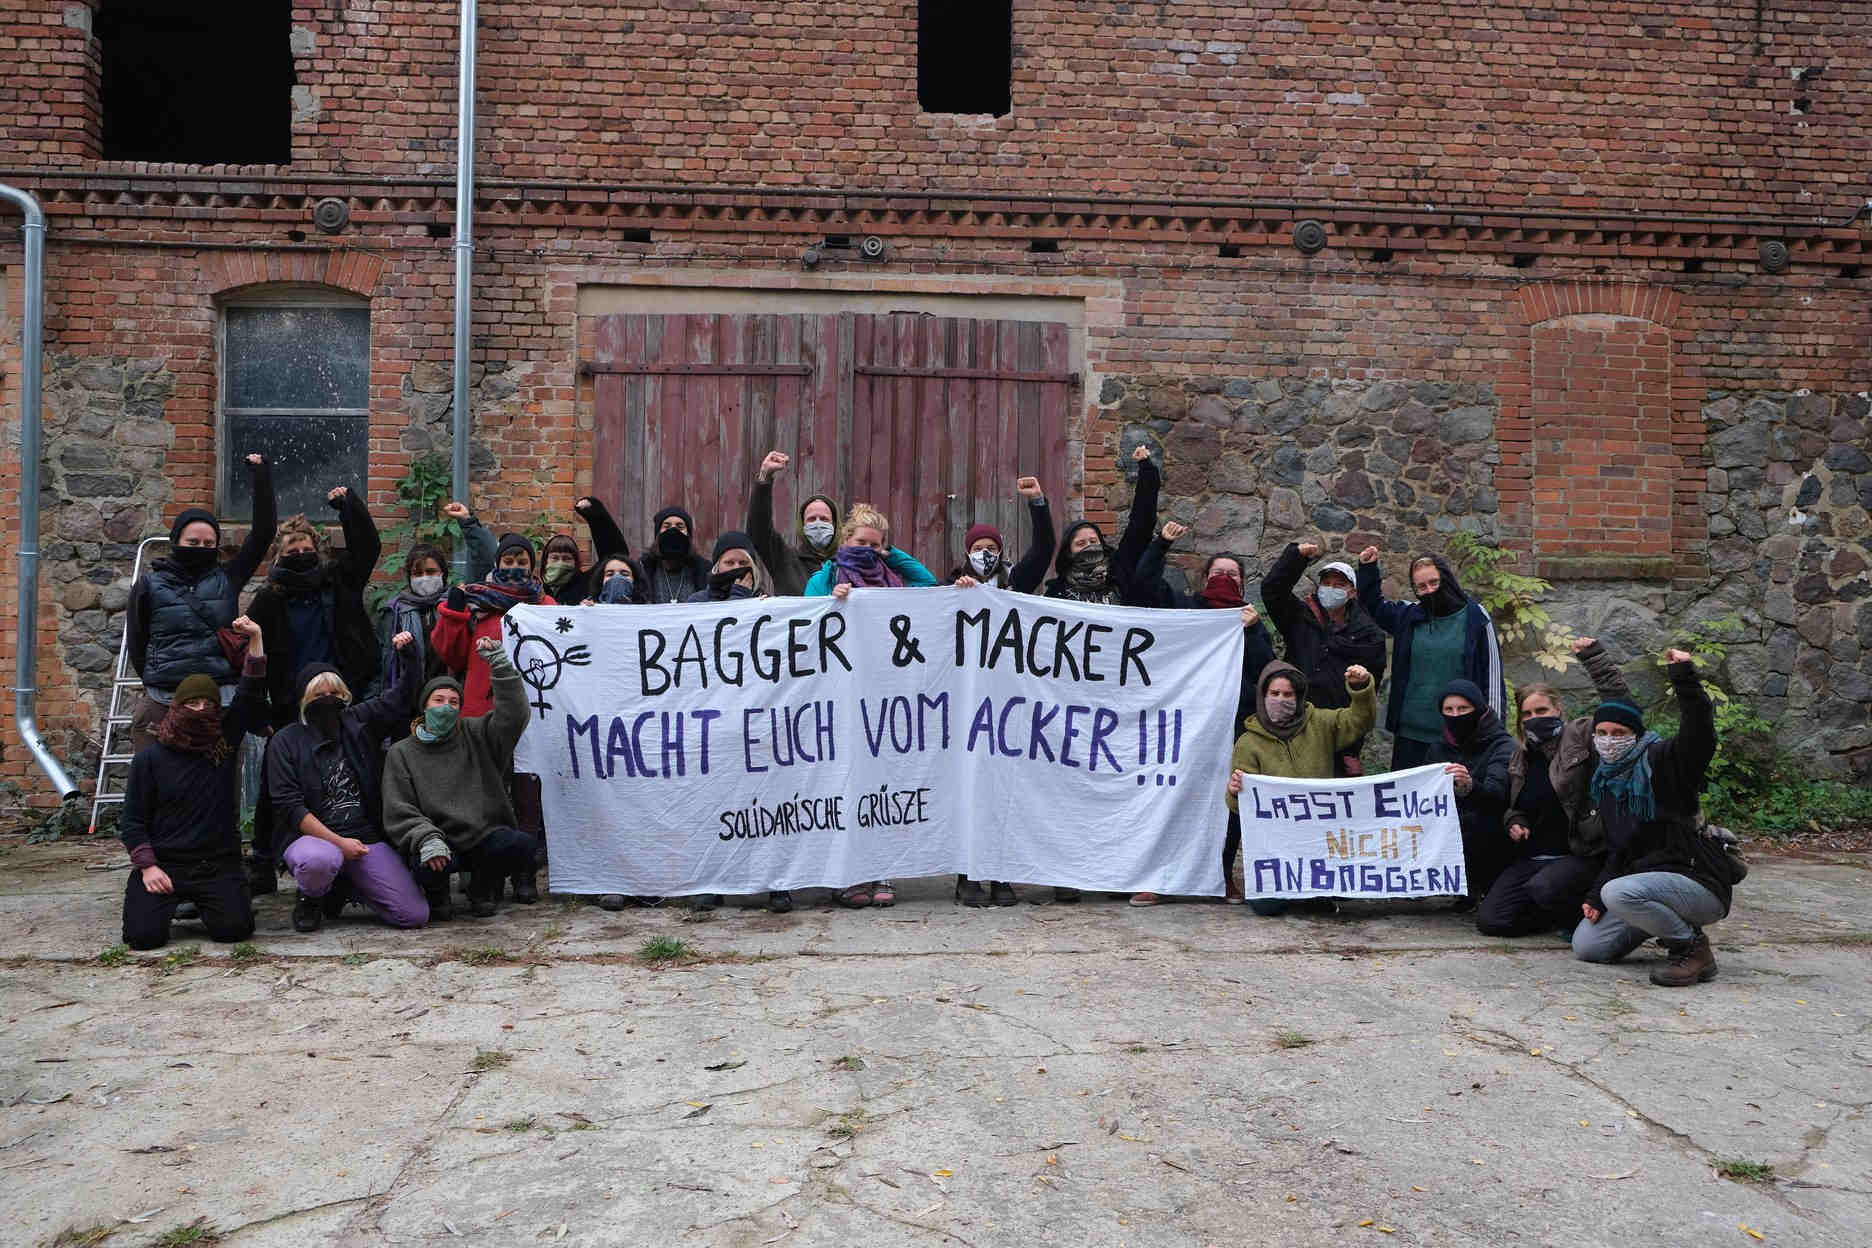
[1354,559,1504,735]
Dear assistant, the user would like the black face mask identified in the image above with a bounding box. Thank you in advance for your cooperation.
[657,528,692,560]
[709,567,749,595]
[278,551,320,574]
[304,694,347,739]
[173,545,219,573]
[1523,715,1565,749]
[1443,708,1482,742]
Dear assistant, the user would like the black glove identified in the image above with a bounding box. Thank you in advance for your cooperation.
[445,586,468,613]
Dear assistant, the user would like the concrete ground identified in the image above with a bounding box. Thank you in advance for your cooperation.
[2,838,1867,1248]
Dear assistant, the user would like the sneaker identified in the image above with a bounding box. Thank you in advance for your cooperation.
[837,883,874,909]
[292,891,323,933]
[871,880,896,907]
[1650,931,1719,987]
[174,900,201,921]
[1051,886,1082,905]
[1129,892,1160,907]
[511,872,540,905]
[597,894,627,912]
[768,890,793,914]
[955,877,989,908]
[689,894,721,913]
[989,882,1019,907]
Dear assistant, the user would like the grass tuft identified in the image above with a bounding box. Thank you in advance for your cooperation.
[827,1110,866,1139]
[469,1049,513,1073]
[157,946,199,976]
[1273,1029,1313,1050]
[460,946,507,966]
[45,1225,116,1247]
[229,942,261,962]
[152,1221,218,1247]
[1716,1159,1775,1182]
[638,936,693,963]
[96,944,130,968]
[831,1054,866,1071]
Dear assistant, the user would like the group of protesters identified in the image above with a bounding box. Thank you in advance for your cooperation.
[117,442,1740,988]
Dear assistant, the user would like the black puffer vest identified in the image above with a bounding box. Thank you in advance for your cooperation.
[141,563,240,690]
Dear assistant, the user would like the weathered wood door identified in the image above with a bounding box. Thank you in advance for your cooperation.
[586,312,1074,575]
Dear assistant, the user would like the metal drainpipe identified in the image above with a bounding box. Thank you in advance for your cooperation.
[449,0,477,581]
[1,183,80,799]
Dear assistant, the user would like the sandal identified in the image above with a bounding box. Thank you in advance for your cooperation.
[871,880,896,907]
[838,883,874,908]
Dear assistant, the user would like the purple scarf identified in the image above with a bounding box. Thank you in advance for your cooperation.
[832,546,904,589]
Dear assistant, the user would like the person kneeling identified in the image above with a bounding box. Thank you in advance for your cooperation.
[267,632,427,933]
[382,637,536,919]
[1573,649,1739,987]
[119,619,268,951]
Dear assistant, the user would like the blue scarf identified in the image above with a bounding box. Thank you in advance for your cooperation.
[1590,730,1663,822]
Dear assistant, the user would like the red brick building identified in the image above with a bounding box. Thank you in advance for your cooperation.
[2,0,1869,795]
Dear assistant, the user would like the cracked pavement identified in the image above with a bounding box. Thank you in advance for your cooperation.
[3,838,1868,1246]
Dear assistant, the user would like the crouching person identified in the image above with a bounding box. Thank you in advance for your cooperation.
[267,631,427,933]
[119,618,268,951]
[381,637,535,919]
[1573,648,1739,987]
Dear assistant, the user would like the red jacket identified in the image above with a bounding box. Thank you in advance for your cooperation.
[430,595,557,718]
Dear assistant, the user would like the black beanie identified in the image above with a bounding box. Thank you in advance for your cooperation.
[1592,700,1645,734]
[712,531,755,563]
[653,505,694,533]
[169,507,221,545]
[495,532,537,567]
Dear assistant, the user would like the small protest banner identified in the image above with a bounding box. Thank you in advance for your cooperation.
[503,588,1244,897]
[1235,764,1466,899]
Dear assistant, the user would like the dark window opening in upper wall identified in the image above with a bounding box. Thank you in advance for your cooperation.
[918,0,1012,116]
[97,1,294,164]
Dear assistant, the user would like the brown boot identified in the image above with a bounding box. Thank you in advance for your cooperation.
[1650,931,1718,986]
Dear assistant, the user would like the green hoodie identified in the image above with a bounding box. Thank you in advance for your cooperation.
[1226,660,1377,809]
[381,648,528,861]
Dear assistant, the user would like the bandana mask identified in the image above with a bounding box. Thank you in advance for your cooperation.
[657,528,692,559]
[490,566,533,588]
[1593,733,1638,764]
[1523,715,1564,748]
[421,703,460,740]
[1264,694,1299,724]
[173,545,219,573]
[968,549,1001,577]
[598,574,635,604]
[544,562,577,588]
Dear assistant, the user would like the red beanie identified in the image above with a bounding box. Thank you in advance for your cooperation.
[965,523,1004,551]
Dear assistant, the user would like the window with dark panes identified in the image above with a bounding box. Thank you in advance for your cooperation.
[220,297,371,520]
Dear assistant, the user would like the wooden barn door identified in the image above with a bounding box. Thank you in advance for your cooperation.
[586,311,1074,574]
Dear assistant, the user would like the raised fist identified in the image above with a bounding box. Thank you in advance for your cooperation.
[1297,542,1321,559]
[1664,647,1694,665]
[245,453,266,467]
[474,636,504,658]
[442,500,471,521]
[573,497,593,514]
[231,615,261,639]
[1345,664,1371,687]
[1131,443,1152,463]
[758,451,789,482]
[1570,636,1596,655]
[1015,476,1043,500]
[1358,546,1379,564]
[1162,520,1188,543]
[327,486,349,504]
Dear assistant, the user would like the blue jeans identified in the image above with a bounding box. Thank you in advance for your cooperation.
[1573,872,1724,963]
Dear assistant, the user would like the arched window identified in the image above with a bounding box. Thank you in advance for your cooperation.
[218,287,370,519]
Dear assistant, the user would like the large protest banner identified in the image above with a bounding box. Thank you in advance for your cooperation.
[1235,765,1466,900]
[504,589,1244,897]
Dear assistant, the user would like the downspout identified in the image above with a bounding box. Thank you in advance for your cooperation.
[449,0,477,581]
[0,183,80,799]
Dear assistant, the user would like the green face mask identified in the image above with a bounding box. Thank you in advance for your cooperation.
[422,703,460,739]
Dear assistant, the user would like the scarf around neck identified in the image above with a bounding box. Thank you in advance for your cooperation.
[1590,730,1663,822]
[269,558,329,595]
[832,546,904,589]
[462,578,541,615]
[156,703,226,757]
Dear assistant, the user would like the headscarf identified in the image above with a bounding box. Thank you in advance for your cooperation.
[831,545,905,589]
[1412,553,1470,619]
[1590,730,1664,822]
[798,495,843,556]
[1438,678,1491,748]
[1253,661,1310,742]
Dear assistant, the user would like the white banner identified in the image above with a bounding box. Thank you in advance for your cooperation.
[1235,765,1466,899]
[503,589,1244,896]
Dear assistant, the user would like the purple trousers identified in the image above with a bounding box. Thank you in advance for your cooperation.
[283,837,429,928]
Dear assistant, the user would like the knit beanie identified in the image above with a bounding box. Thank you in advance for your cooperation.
[965,523,1004,551]
[1592,700,1645,733]
[173,673,221,705]
[654,505,695,533]
[418,674,464,707]
[169,507,221,545]
[712,531,756,562]
[495,532,537,567]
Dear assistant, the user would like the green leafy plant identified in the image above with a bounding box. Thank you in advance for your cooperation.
[638,936,693,964]
[522,509,558,550]
[1715,1159,1774,1182]
[1273,1029,1313,1050]
[229,942,262,962]
[371,454,463,613]
[1446,533,1574,677]
[157,945,200,976]
[1720,779,1872,836]
[151,1219,218,1247]
[97,943,130,968]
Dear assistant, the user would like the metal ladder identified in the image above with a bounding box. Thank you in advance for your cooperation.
[88,535,167,835]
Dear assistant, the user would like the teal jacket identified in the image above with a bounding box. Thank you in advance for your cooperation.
[803,548,939,596]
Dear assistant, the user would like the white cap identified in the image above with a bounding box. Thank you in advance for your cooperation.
[1319,561,1356,583]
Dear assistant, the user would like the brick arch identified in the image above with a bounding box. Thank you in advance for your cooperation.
[1495,279,1702,580]
[1512,278,1682,329]
[199,248,385,298]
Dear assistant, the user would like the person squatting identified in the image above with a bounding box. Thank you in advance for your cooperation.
[119,445,1743,988]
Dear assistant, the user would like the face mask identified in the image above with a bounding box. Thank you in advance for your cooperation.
[803,520,836,550]
[598,574,635,604]
[1593,733,1638,764]
[278,550,319,574]
[968,549,1001,577]
[422,703,459,740]
[1264,694,1299,724]
[544,562,576,587]
[490,566,534,587]
[657,528,692,559]
[1523,715,1564,748]
[1316,585,1349,610]
[1066,546,1109,588]
[709,567,750,597]
[1199,573,1245,608]
[1443,709,1481,742]
[303,693,348,737]
[409,573,445,598]
[173,545,219,573]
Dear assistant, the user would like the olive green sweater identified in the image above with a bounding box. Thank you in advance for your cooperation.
[1225,676,1377,806]
[381,649,528,861]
